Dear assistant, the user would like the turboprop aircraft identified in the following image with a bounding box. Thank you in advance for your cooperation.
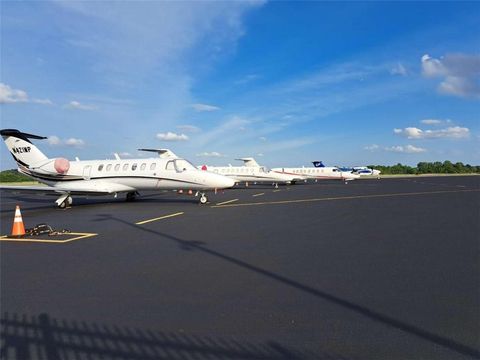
[198,157,301,186]
[271,161,360,183]
[352,166,381,178]
[0,129,235,208]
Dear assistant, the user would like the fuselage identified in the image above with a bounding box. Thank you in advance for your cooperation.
[199,165,298,184]
[271,166,360,181]
[19,157,235,191]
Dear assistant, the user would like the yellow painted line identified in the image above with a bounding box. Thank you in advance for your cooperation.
[0,232,98,244]
[212,189,480,208]
[252,192,265,197]
[135,212,184,225]
[215,198,239,206]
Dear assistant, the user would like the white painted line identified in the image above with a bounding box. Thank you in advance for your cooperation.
[135,212,184,225]
[215,199,239,206]
[252,193,265,197]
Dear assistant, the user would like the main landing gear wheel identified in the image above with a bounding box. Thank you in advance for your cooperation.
[199,194,208,204]
[126,192,137,202]
[56,195,72,209]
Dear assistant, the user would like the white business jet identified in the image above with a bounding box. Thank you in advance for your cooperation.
[1,129,235,208]
[199,157,300,186]
[271,161,360,183]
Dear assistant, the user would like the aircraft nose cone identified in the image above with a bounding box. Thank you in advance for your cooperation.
[220,176,235,189]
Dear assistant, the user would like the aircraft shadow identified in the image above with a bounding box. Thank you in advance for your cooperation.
[0,312,326,360]
[94,214,480,359]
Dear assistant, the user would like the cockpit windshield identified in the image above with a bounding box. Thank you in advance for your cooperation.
[174,159,196,172]
[259,166,270,173]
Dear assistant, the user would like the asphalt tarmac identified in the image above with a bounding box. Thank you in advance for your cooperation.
[1,176,479,360]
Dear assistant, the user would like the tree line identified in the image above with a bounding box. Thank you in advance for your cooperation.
[369,161,480,175]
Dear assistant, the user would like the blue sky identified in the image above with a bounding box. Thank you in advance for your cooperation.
[1,1,479,169]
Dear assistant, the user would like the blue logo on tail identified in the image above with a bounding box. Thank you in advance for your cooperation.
[312,161,325,168]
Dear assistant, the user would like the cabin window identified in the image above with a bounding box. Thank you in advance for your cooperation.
[98,164,104,171]
[165,160,175,171]
[123,164,128,171]
[131,163,138,171]
[140,163,146,171]
[114,164,120,171]
[150,163,156,171]
[106,164,112,171]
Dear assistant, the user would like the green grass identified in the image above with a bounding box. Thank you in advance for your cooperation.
[0,169,33,183]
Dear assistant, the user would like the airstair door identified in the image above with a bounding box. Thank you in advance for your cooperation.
[83,165,92,180]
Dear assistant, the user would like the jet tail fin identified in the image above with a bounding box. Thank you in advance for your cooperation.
[312,161,325,168]
[1,129,49,168]
[235,157,260,167]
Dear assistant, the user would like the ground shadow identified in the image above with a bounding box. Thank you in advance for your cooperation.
[94,214,480,359]
[0,312,333,360]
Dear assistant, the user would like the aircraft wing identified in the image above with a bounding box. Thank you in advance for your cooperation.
[0,182,136,196]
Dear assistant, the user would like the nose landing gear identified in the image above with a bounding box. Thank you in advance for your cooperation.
[199,193,208,204]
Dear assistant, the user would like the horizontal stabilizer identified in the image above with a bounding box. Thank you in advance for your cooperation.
[0,129,47,141]
[138,148,178,159]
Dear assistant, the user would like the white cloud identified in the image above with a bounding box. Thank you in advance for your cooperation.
[420,119,451,125]
[47,135,85,147]
[65,101,97,110]
[195,151,225,157]
[177,125,201,133]
[65,138,85,147]
[191,103,220,112]
[394,126,470,139]
[0,83,53,105]
[47,136,62,146]
[32,98,54,105]
[364,144,380,151]
[235,74,260,85]
[118,152,132,157]
[390,63,407,76]
[195,116,251,147]
[56,2,262,82]
[0,83,28,103]
[259,136,267,141]
[385,145,426,153]
[156,132,189,141]
[421,53,480,98]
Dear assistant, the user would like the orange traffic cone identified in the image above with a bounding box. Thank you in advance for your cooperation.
[188,189,193,195]
[11,205,25,237]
